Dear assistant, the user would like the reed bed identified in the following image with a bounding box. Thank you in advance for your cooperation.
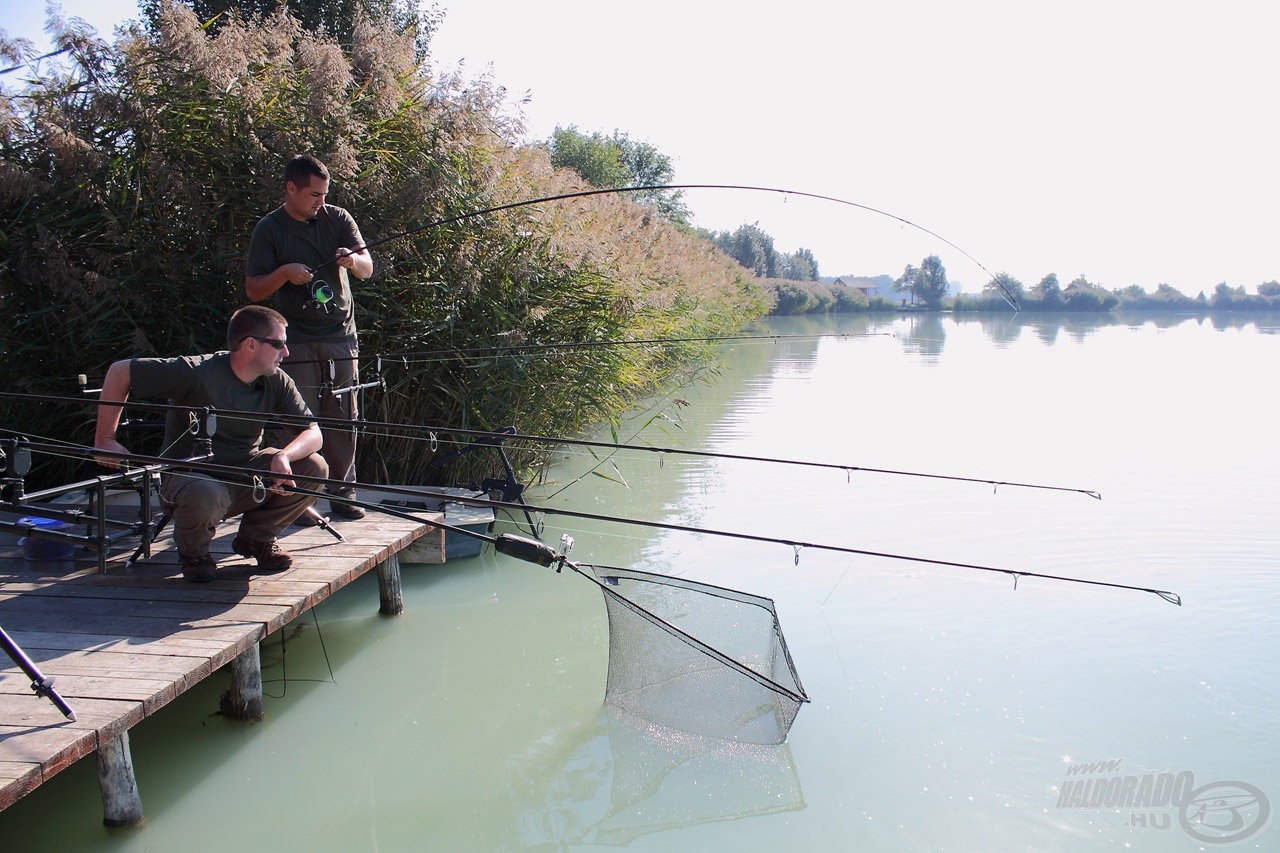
[0,4,767,489]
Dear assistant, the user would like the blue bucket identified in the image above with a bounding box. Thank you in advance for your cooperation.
[18,516,76,561]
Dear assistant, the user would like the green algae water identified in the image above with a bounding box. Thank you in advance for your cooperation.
[3,313,1278,851]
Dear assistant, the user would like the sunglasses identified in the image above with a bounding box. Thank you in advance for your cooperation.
[250,335,288,350]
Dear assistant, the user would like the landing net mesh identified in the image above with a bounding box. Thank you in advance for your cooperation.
[583,564,807,745]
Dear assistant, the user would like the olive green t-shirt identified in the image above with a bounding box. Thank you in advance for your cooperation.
[245,205,364,342]
[130,353,313,466]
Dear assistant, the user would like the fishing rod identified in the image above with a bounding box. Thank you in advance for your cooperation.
[504,430,1103,500]
[18,439,1177,607]
[2,390,1102,500]
[459,490,1181,607]
[310,183,1021,312]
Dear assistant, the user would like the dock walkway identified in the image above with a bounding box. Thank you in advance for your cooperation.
[0,511,443,823]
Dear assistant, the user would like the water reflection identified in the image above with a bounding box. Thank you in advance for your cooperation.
[502,708,803,848]
[976,312,1022,348]
[897,313,946,362]
[761,311,1280,355]
[964,310,1280,344]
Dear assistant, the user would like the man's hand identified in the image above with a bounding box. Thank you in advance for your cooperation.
[333,246,372,279]
[267,453,297,495]
[94,438,131,470]
[283,262,314,284]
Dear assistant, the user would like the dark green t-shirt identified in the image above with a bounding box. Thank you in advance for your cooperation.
[130,353,313,465]
[245,205,364,342]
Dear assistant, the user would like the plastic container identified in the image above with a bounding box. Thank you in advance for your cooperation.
[18,516,76,561]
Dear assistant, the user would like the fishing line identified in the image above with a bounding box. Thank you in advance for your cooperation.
[539,384,693,500]
[307,183,1021,311]
[14,439,1179,606]
[262,624,289,699]
[260,610,337,699]
[0,389,1102,499]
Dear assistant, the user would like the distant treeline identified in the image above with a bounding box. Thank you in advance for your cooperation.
[764,262,1280,315]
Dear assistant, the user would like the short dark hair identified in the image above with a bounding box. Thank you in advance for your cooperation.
[228,305,287,351]
[284,154,329,188]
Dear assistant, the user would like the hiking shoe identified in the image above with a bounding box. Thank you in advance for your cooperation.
[231,534,293,573]
[180,553,218,583]
[329,500,366,520]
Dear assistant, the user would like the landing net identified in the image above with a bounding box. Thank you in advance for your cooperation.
[581,564,808,745]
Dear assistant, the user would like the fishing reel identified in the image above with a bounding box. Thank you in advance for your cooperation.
[302,277,335,313]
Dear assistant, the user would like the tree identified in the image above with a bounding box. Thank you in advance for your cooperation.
[916,255,949,307]
[790,247,820,281]
[548,126,690,224]
[895,255,948,308]
[714,223,777,278]
[549,126,630,188]
[776,247,818,281]
[983,272,1024,304]
[1258,281,1280,297]
[1210,282,1246,309]
[1030,273,1062,306]
[1062,276,1119,311]
[894,264,919,304]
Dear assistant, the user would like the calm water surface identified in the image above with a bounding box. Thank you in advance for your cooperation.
[3,313,1278,851]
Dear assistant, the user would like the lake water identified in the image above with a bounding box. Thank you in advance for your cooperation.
[3,312,1278,851]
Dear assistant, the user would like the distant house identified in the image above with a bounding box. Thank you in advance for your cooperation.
[833,275,894,300]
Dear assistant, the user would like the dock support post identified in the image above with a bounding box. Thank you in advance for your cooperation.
[219,643,264,720]
[377,552,403,615]
[97,731,143,827]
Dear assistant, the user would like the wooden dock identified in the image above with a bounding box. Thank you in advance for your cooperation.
[0,510,444,824]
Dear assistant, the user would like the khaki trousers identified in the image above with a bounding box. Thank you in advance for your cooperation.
[279,338,358,501]
[160,450,329,558]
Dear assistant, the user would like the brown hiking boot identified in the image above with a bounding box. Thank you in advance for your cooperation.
[329,500,366,520]
[231,534,293,573]
[180,553,218,583]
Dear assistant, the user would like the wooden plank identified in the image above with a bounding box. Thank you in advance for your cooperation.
[0,696,144,736]
[4,578,335,609]
[0,626,261,654]
[0,670,182,711]
[0,592,299,625]
[0,647,213,682]
[0,761,41,810]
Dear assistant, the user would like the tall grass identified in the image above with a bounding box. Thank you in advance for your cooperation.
[0,4,765,490]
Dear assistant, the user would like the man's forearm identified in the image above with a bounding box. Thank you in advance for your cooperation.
[95,361,132,446]
[279,423,324,462]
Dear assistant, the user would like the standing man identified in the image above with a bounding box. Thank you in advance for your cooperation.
[94,306,328,583]
[245,154,372,519]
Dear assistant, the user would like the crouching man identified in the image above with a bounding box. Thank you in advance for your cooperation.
[94,305,328,582]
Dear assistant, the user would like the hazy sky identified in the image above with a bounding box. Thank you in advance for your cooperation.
[6,1,1278,292]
